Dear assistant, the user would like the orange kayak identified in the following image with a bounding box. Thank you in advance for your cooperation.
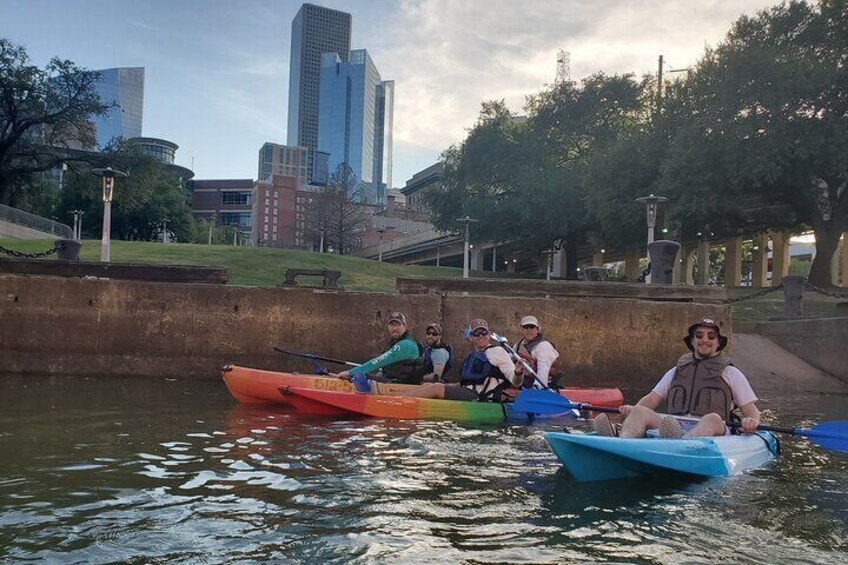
[221,364,624,412]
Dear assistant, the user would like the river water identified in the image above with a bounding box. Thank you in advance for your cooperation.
[0,374,846,564]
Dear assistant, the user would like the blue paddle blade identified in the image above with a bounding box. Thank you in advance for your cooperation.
[797,421,848,453]
[513,389,579,415]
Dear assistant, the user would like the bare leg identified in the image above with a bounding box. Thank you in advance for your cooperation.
[397,383,446,399]
[620,405,664,438]
[682,413,726,438]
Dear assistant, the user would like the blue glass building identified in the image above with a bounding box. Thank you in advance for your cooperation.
[287,4,351,150]
[91,67,144,149]
[317,49,394,206]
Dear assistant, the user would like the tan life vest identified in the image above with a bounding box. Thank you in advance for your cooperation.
[666,353,734,420]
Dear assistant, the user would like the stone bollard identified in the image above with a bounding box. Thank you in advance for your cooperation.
[583,266,606,281]
[647,240,681,285]
[782,275,806,319]
[55,239,81,261]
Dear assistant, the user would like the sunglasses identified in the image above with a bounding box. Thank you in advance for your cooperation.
[471,329,489,337]
[694,331,718,340]
[425,331,440,336]
[521,325,537,330]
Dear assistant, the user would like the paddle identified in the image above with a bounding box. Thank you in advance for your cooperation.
[490,332,550,391]
[273,345,360,368]
[513,389,848,453]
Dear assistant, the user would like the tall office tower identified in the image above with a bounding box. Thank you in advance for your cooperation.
[257,142,329,191]
[318,49,394,206]
[91,67,145,149]
[287,3,352,150]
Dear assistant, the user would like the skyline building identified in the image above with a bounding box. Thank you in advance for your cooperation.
[257,142,329,191]
[91,67,145,149]
[287,3,352,150]
[317,49,394,206]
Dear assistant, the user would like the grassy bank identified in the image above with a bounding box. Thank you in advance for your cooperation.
[0,239,463,292]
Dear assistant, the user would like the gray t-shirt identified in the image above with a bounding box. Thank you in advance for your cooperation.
[429,347,450,369]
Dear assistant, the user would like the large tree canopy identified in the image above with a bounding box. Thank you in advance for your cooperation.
[0,39,108,206]
[660,0,848,285]
[60,141,198,242]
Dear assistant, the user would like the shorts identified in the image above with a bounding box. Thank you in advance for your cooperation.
[443,386,479,401]
[676,415,733,436]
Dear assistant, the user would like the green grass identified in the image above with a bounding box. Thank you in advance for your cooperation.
[0,238,466,292]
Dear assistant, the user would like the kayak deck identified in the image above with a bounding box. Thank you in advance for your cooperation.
[544,430,779,481]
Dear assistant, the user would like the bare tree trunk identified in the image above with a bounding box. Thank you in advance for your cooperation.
[809,222,844,287]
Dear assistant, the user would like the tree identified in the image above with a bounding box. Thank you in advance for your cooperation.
[59,141,199,242]
[303,163,369,254]
[661,0,848,286]
[0,39,108,206]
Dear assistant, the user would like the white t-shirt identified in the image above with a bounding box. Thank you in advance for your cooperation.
[514,339,560,388]
[652,364,758,410]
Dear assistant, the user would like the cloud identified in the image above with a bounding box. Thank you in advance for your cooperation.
[365,0,776,160]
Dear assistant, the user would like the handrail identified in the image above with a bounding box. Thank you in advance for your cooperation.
[0,203,74,239]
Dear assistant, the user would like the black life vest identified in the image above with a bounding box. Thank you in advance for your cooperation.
[381,333,425,384]
[459,346,510,401]
[515,333,558,388]
[422,343,453,379]
[666,353,735,420]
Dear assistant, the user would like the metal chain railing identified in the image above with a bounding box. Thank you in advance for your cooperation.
[724,283,784,304]
[0,243,64,259]
[804,281,848,299]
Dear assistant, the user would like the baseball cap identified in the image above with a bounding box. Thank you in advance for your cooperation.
[426,323,443,334]
[469,318,488,331]
[387,312,407,324]
[520,315,540,328]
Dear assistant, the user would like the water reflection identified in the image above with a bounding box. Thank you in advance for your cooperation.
[0,374,846,563]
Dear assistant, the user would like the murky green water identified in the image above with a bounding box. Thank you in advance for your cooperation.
[1,375,846,564]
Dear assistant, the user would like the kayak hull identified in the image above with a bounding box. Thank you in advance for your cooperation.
[221,364,623,410]
[281,386,579,423]
[544,431,779,481]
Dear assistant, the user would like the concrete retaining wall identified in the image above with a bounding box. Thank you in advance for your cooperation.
[0,274,731,390]
[737,318,848,384]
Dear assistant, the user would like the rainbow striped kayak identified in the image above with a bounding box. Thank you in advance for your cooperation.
[279,386,578,423]
[221,364,624,413]
[544,431,779,481]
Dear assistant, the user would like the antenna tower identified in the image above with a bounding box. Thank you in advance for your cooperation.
[556,50,571,84]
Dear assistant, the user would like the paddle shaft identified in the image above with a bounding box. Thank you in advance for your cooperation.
[273,346,359,367]
[490,333,549,390]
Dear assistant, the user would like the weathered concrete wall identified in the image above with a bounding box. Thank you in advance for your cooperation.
[736,318,848,384]
[0,274,731,390]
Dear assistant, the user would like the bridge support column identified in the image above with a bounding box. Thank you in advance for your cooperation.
[751,234,768,288]
[624,249,641,281]
[724,237,743,287]
[676,246,696,285]
[592,251,604,266]
[833,231,847,287]
[695,240,711,285]
[470,248,481,271]
[770,232,790,286]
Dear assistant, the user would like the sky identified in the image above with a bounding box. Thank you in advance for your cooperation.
[0,0,779,187]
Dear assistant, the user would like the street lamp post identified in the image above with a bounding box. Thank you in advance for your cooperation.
[71,210,85,240]
[455,216,479,279]
[376,226,395,262]
[635,193,668,284]
[208,213,217,245]
[92,167,128,262]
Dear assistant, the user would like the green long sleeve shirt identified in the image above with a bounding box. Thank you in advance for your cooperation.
[349,337,421,376]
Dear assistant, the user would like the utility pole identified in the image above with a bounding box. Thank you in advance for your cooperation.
[456,216,479,279]
[657,54,664,118]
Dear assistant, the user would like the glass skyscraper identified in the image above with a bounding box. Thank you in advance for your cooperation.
[317,49,394,206]
[287,4,351,150]
[91,67,144,149]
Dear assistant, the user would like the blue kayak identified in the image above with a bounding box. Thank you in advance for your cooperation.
[544,430,779,481]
